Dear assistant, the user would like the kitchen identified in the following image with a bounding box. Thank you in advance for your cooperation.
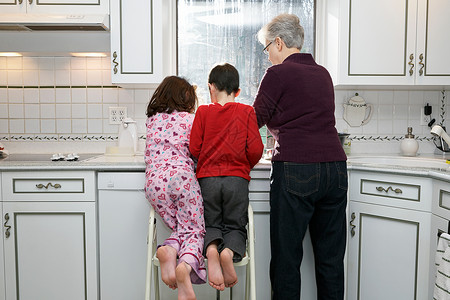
[0,0,450,299]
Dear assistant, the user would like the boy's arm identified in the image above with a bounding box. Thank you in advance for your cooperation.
[246,108,264,168]
[189,107,204,159]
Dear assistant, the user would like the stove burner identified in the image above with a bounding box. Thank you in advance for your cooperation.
[0,153,100,162]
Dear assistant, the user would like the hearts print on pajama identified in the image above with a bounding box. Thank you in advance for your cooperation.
[144,111,206,284]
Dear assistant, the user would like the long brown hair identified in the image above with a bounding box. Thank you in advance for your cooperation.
[146,76,197,117]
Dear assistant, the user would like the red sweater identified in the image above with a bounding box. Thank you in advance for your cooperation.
[189,102,264,181]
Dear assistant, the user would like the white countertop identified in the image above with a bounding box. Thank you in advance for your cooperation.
[0,153,449,181]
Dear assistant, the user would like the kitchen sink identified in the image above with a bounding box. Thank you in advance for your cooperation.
[0,153,101,162]
[348,156,450,169]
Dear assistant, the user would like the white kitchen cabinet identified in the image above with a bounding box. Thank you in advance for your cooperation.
[1,171,97,300]
[0,0,108,15]
[347,201,432,300]
[249,168,317,300]
[336,0,450,86]
[98,172,151,300]
[347,170,436,300]
[0,174,5,300]
[109,0,176,87]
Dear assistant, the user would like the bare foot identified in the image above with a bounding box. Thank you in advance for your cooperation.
[176,262,196,300]
[220,248,238,288]
[156,245,177,289]
[206,245,225,291]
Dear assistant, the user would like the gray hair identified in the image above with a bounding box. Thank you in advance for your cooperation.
[257,14,304,50]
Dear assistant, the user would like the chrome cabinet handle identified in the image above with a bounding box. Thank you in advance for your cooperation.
[350,212,356,237]
[112,51,119,74]
[408,53,414,76]
[4,213,11,239]
[376,186,402,194]
[36,183,62,189]
[419,53,424,76]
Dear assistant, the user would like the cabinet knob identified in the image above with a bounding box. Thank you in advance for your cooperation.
[408,53,414,76]
[4,213,11,239]
[107,181,115,188]
[376,186,402,194]
[36,183,62,189]
[18,0,23,4]
[419,53,424,76]
[112,51,119,74]
[350,212,356,237]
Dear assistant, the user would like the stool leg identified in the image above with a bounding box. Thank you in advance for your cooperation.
[245,264,250,300]
[216,289,220,300]
[154,265,160,300]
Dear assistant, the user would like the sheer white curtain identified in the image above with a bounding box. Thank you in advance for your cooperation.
[177,0,315,106]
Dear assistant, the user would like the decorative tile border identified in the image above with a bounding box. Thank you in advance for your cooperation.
[0,134,436,143]
[350,135,435,142]
[0,134,148,142]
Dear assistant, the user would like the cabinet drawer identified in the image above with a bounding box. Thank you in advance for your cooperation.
[2,171,95,201]
[433,179,450,220]
[349,171,432,211]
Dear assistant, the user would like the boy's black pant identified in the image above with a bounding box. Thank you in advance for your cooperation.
[199,176,249,262]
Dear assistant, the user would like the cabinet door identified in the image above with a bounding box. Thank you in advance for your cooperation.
[0,204,5,300]
[110,0,176,86]
[347,201,431,300]
[415,0,450,85]
[0,0,107,14]
[3,202,97,300]
[338,0,418,85]
[98,189,151,300]
[0,0,26,13]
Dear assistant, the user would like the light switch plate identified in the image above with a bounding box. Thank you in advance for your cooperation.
[109,107,127,124]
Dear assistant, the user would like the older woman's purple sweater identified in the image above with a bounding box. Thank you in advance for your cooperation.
[253,53,347,163]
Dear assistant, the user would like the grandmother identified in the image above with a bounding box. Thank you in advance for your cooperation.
[253,13,348,300]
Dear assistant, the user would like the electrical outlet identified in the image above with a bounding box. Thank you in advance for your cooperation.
[109,107,127,124]
[420,107,430,126]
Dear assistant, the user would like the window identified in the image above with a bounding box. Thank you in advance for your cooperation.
[177,0,316,106]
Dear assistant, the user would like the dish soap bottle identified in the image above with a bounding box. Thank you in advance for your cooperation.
[400,127,419,156]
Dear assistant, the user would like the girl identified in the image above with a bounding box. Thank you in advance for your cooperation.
[144,76,206,300]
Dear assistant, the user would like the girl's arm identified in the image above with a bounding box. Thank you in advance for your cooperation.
[189,108,204,159]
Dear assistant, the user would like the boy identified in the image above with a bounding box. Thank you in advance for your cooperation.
[189,63,264,291]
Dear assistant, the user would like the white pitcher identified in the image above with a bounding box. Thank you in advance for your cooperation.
[343,94,373,127]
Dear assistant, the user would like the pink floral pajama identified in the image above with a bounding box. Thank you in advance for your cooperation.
[144,111,206,284]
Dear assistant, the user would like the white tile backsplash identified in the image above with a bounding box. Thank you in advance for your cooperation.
[8,88,23,103]
[39,89,55,103]
[8,70,23,86]
[40,104,55,119]
[24,104,39,118]
[0,56,448,155]
[24,89,39,103]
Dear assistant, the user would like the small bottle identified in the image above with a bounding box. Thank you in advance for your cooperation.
[342,131,351,155]
[400,127,419,156]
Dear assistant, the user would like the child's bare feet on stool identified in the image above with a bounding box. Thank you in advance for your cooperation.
[156,245,177,289]
[206,244,225,291]
[176,262,196,300]
[220,248,238,288]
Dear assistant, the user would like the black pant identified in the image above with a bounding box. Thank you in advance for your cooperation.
[270,161,348,300]
[199,176,249,262]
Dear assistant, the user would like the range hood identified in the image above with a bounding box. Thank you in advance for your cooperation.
[0,14,109,31]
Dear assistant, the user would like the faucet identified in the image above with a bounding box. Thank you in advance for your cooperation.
[431,125,450,151]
